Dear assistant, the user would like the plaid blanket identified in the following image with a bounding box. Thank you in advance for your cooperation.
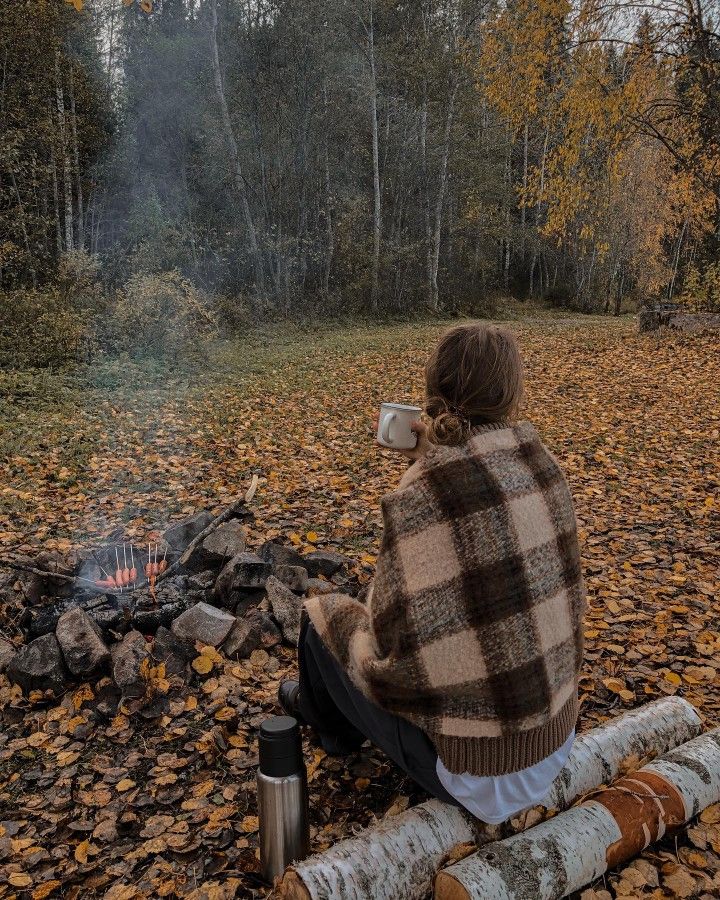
[304,421,585,776]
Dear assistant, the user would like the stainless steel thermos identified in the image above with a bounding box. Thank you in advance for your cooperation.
[257,715,310,883]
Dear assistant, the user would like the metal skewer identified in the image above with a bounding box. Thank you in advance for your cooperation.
[115,547,122,594]
[91,549,111,579]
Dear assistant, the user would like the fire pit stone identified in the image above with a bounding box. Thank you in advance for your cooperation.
[265,575,303,646]
[112,630,151,699]
[163,510,214,552]
[185,570,219,604]
[153,625,196,675]
[304,550,352,578]
[56,607,111,678]
[185,519,247,571]
[223,609,281,659]
[274,565,309,593]
[215,553,273,602]
[171,601,236,647]
[0,639,16,674]
[7,633,70,696]
[306,577,336,597]
[258,541,307,570]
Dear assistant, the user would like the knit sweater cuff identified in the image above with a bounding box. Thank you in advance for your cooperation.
[432,694,579,777]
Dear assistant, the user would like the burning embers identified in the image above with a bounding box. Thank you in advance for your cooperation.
[85,542,168,601]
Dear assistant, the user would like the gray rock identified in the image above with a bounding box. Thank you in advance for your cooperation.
[214,552,272,606]
[185,520,247,572]
[259,541,306,570]
[26,595,128,639]
[111,630,151,698]
[187,570,217,593]
[232,589,264,618]
[131,579,192,633]
[163,511,214,552]
[303,550,350,578]
[0,639,16,674]
[7,634,69,695]
[152,626,194,676]
[222,610,281,658]
[274,565,309,593]
[266,576,303,645]
[305,578,335,597]
[171,602,235,647]
[56,607,110,677]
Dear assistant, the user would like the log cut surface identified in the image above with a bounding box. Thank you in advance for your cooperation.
[435,729,720,900]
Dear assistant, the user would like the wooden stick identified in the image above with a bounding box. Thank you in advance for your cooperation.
[0,561,77,584]
[156,476,259,585]
[435,727,720,900]
[277,698,702,900]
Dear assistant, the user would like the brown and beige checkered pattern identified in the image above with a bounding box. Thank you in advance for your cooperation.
[304,421,586,776]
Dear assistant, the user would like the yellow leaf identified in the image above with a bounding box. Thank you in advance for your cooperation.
[214,706,236,721]
[665,672,682,686]
[9,873,32,888]
[603,678,626,694]
[56,750,80,766]
[185,695,198,711]
[192,655,214,675]
[306,531,319,543]
[240,815,259,833]
[75,838,89,864]
[700,803,720,824]
[116,778,136,792]
[33,880,61,899]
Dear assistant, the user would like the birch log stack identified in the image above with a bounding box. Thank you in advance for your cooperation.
[276,697,701,900]
[435,728,720,900]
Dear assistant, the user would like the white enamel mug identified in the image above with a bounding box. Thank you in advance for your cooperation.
[376,403,422,449]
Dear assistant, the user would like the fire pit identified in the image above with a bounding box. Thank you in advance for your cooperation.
[0,479,359,706]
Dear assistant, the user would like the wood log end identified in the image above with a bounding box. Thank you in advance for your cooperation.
[434,870,471,900]
[274,868,312,900]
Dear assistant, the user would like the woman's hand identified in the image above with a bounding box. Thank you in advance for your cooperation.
[372,417,432,461]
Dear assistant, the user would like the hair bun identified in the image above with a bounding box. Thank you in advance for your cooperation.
[427,410,468,446]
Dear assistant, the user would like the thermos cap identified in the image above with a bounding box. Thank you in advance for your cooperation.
[259,715,304,778]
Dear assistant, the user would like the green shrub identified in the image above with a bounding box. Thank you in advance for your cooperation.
[0,286,92,370]
[108,271,218,361]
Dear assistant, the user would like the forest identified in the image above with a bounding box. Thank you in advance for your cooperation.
[0,0,718,367]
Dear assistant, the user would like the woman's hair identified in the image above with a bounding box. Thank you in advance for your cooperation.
[425,323,524,446]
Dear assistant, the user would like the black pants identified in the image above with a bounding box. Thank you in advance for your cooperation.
[297,617,459,806]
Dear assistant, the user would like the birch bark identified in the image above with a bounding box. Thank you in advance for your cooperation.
[277,698,701,900]
[436,727,720,900]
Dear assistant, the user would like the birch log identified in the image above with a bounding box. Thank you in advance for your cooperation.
[275,698,701,900]
[435,727,720,900]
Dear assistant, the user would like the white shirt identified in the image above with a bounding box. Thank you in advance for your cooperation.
[436,730,575,824]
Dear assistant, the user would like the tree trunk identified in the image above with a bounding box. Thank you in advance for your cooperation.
[55,52,74,253]
[367,0,381,312]
[49,98,62,255]
[429,81,457,312]
[435,726,720,900]
[69,65,84,251]
[276,698,701,900]
[322,80,334,298]
[209,0,265,299]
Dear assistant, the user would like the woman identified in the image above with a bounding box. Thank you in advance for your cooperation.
[279,323,586,823]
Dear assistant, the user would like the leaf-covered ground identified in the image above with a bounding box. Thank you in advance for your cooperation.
[0,318,719,899]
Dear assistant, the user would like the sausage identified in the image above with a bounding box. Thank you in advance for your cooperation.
[95,578,116,590]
